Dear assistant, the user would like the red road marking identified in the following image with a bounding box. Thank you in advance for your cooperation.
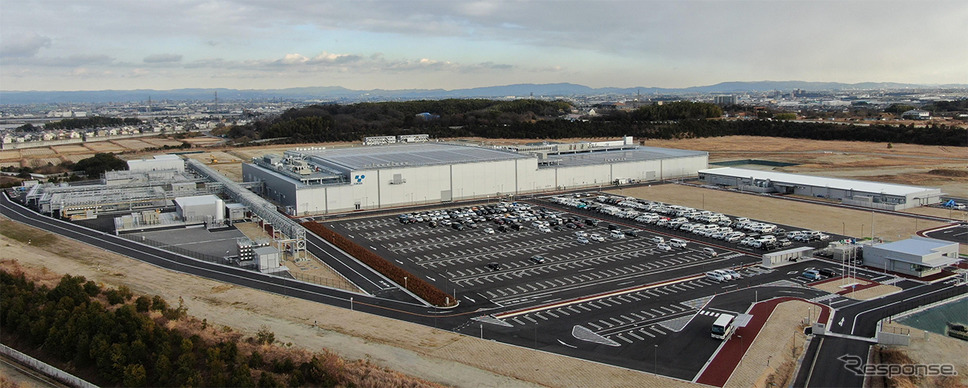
[696,297,831,387]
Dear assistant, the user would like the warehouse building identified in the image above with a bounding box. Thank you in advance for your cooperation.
[863,237,960,278]
[242,137,708,215]
[698,167,942,210]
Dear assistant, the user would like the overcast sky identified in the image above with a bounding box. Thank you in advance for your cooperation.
[2,0,966,92]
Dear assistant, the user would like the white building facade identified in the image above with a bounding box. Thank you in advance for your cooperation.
[243,139,708,215]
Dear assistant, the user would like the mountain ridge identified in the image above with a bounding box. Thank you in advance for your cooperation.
[2,81,966,104]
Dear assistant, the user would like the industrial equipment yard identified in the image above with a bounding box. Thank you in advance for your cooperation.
[2,136,967,388]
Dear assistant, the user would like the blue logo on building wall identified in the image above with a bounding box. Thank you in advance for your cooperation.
[354,174,366,184]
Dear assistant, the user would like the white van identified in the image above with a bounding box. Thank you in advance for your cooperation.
[669,238,688,248]
[702,247,718,257]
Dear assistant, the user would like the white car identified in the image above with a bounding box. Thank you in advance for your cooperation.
[724,269,742,279]
[484,228,495,234]
[649,236,665,244]
[656,243,672,252]
[609,231,625,239]
[589,233,605,242]
[703,247,718,257]
[539,226,552,233]
[705,271,726,282]
[577,236,590,244]
[669,238,688,248]
[714,269,733,281]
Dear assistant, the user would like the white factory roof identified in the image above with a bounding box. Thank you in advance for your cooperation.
[699,167,938,197]
[869,237,960,267]
[299,143,529,171]
[174,194,220,207]
[550,146,707,168]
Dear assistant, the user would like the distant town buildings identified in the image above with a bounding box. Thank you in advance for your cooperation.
[901,109,931,120]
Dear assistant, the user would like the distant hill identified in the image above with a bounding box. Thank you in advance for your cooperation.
[2,81,965,104]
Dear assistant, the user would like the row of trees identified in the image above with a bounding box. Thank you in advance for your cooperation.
[302,222,457,307]
[226,99,966,147]
[44,117,142,130]
[0,270,356,387]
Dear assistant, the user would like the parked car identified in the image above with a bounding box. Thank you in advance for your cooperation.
[623,229,638,237]
[486,262,504,271]
[589,233,605,242]
[724,269,742,279]
[714,269,733,281]
[818,268,838,278]
[530,255,547,264]
[705,271,727,282]
[577,236,590,244]
[650,236,665,244]
[609,231,626,239]
[656,243,672,252]
[669,238,688,248]
[702,247,718,257]
[483,227,494,234]
[801,269,822,281]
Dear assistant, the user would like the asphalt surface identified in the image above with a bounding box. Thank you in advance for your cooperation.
[923,223,968,245]
[5,189,967,386]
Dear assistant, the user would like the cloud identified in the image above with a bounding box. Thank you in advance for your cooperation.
[0,32,51,58]
[143,53,183,63]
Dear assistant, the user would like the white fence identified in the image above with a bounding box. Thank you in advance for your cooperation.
[0,344,97,388]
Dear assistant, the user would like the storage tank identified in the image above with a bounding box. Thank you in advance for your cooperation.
[215,198,225,222]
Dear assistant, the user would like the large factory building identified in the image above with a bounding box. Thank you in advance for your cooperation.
[242,137,707,215]
[698,167,942,210]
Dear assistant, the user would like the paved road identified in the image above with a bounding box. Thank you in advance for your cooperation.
[0,192,466,324]
[793,279,967,387]
[923,223,968,245]
[794,335,869,388]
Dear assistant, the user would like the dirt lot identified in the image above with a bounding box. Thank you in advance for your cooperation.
[645,136,968,198]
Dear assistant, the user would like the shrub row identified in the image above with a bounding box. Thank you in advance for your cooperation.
[302,222,456,307]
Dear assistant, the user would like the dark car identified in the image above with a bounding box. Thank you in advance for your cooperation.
[818,268,838,278]
[585,218,599,226]
[623,229,638,237]
[486,262,504,271]
[607,224,621,231]
[497,225,510,232]
[529,255,547,264]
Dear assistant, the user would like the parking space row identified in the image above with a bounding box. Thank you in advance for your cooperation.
[422,239,659,269]
[450,250,707,288]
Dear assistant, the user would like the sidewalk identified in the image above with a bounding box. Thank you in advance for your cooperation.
[696,297,831,387]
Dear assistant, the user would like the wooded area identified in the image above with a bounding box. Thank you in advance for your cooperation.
[0,269,438,387]
[226,99,967,147]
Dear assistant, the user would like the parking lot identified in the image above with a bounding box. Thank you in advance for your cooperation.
[328,201,753,311]
[322,194,908,380]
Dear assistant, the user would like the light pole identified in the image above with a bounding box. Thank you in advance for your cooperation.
[350,297,353,311]
[403,276,408,290]
[842,222,846,236]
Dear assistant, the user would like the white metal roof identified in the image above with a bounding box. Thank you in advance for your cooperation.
[300,143,529,171]
[174,194,220,207]
[871,237,958,257]
[699,167,939,197]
